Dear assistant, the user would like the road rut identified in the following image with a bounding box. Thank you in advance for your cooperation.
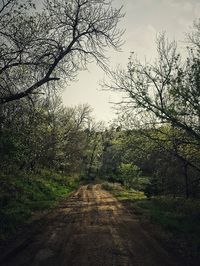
[1,184,177,266]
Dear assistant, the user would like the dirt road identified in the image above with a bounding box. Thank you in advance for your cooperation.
[0,184,178,266]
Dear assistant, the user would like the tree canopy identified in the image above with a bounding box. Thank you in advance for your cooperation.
[0,0,124,104]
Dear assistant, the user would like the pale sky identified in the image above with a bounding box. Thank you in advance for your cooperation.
[61,0,200,122]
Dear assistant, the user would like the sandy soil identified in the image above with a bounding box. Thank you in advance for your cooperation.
[0,184,178,266]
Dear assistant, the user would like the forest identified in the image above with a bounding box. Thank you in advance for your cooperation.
[0,0,200,265]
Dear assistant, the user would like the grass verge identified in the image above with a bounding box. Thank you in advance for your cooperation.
[102,181,200,265]
[0,170,79,241]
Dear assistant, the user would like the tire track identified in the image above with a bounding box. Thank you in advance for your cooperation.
[1,184,178,266]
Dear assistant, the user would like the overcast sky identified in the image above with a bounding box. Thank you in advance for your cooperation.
[62,0,200,122]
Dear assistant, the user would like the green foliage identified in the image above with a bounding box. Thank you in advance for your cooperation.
[100,130,124,182]
[101,181,123,192]
[0,170,78,241]
[118,163,142,188]
[102,181,146,200]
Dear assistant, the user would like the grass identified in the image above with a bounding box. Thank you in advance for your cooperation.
[102,181,200,264]
[0,170,79,241]
[102,181,146,200]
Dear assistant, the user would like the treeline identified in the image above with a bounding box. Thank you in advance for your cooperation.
[99,127,200,198]
[1,81,200,202]
[0,96,104,177]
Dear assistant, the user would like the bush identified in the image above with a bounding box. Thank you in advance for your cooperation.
[101,181,123,191]
[117,163,149,190]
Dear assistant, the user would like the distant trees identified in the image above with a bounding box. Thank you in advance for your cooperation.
[100,128,124,182]
[0,0,124,104]
[0,94,92,174]
[98,125,200,198]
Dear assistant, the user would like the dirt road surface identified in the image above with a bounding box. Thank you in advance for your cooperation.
[0,184,178,266]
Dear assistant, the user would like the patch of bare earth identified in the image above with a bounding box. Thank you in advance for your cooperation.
[0,184,179,266]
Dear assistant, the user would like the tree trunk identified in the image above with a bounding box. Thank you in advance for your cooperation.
[183,162,189,199]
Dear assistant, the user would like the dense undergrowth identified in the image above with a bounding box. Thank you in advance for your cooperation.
[102,182,200,264]
[0,170,79,241]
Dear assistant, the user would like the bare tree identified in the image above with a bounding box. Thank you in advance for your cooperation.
[0,0,124,104]
[105,29,200,143]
